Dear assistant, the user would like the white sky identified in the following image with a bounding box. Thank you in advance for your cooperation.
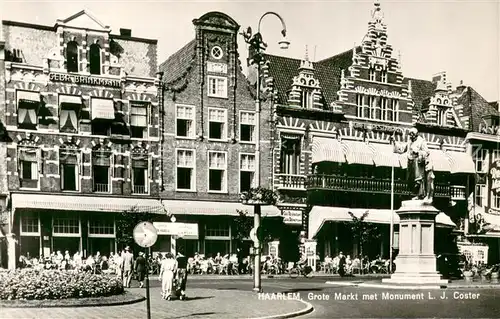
[1,0,499,101]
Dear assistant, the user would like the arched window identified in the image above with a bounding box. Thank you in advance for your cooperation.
[89,44,101,75]
[66,41,79,73]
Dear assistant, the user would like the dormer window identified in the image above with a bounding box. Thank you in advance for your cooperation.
[301,90,314,108]
[66,41,79,73]
[89,44,101,75]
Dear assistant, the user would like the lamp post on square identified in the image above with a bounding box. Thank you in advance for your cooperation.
[241,12,290,293]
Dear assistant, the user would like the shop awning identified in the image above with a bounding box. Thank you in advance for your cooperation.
[370,143,403,168]
[17,91,40,103]
[308,206,457,239]
[59,95,83,108]
[447,151,476,174]
[11,193,165,214]
[311,137,346,164]
[161,200,281,217]
[91,98,115,120]
[343,141,374,166]
[429,149,451,172]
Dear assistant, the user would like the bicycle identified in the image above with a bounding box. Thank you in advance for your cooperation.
[289,263,314,278]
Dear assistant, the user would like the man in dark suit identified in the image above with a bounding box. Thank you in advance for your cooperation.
[338,252,346,277]
[236,248,244,274]
[176,248,188,300]
[134,252,147,288]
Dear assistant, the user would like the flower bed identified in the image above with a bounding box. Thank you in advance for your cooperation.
[0,269,124,300]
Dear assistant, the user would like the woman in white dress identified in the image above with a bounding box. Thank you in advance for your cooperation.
[159,252,178,300]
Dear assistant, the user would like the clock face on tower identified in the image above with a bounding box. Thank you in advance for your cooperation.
[211,46,223,60]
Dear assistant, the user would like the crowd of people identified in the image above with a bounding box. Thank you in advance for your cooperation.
[321,252,394,276]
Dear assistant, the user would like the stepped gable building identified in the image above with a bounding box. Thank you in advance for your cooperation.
[0,10,164,269]
[259,1,480,260]
[158,12,284,258]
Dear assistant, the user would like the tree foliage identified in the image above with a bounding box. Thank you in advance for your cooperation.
[344,211,382,257]
[231,209,282,248]
[115,206,158,250]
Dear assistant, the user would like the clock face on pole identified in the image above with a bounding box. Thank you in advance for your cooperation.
[133,221,158,248]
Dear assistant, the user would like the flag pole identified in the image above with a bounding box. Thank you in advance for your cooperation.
[389,159,395,274]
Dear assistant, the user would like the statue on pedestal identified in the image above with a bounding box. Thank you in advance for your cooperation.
[390,127,435,204]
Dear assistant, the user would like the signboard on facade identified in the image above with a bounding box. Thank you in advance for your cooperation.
[282,209,302,225]
[153,222,199,239]
[268,241,279,257]
[49,72,121,87]
[207,62,228,74]
[490,161,500,191]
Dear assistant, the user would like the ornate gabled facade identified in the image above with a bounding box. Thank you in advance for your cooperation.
[0,10,164,269]
[261,1,480,263]
[158,12,283,258]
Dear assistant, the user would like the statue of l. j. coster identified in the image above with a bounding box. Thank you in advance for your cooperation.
[390,127,435,204]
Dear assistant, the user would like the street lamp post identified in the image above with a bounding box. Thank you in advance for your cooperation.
[242,12,289,293]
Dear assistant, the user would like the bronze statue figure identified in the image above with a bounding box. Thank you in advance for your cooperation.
[390,127,435,204]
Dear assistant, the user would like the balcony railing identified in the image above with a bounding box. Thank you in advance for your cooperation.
[306,174,450,198]
[133,185,148,194]
[450,185,466,200]
[276,174,306,190]
[93,183,109,193]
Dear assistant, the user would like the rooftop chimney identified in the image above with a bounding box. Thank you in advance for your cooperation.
[120,28,132,37]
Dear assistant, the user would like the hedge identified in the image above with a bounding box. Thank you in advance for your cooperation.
[0,268,124,300]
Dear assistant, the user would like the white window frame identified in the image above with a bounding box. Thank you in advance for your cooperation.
[239,110,256,143]
[207,75,228,98]
[52,214,81,237]
[474,148,488,173]
[91,151,112,194]
[491,149,500,163]
[175,104,196,139]
[208,107,227,141]
[60,159,80,192]
[369,68,376,81]
[205,222,231,240]
[89,43,102,75]
[381,70,387,83]
[239,153,256,193]
[436,108,446,126]
[88,216,115,238]
[207,150,228,193]
[18,147,40,189]
[475,184,486,207]
[492,189,500,209]
[20,212,40,236]
[130,102,149,139]
[131,159,149,195]
[211,46,224,60]
[16,90,40,129]
[175,148,196,192]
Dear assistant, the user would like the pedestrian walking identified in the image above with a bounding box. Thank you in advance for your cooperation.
[159,252,177,300]
[176,250,188,300]
[338,252,346,277]
[134,252,147,288]
[121,246,134,288]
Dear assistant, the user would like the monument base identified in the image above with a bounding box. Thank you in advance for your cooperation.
[382,199,448,286]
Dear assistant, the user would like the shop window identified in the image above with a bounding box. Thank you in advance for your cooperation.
[132,156,148,194]
[53,213,80,235]
[176,104,195,138]
[66,41,79,73]
[89,216,114,236]
[208,108,226,140]
[176,149,195,191]
[89,44,101,75]
[20,211,39,235]
[280,135,301,175]
[130,103,148,138]
[207,76,227,98]
[240,111,255,142]
[208,151,227,192]
[205,222,230,237]
[240,154,255,192]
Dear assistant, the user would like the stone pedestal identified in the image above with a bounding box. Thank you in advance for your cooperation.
[383,200,448,285]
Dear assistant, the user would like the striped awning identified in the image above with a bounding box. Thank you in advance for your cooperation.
[370,143,403,168]
[429,149,451,172]
[11,193,165,214]
[344,141,374,166]
[447,151,476,174]
[311,137,346,164]
[308,206,457,239]
[161,200,281,217]
[17,90,40,102]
